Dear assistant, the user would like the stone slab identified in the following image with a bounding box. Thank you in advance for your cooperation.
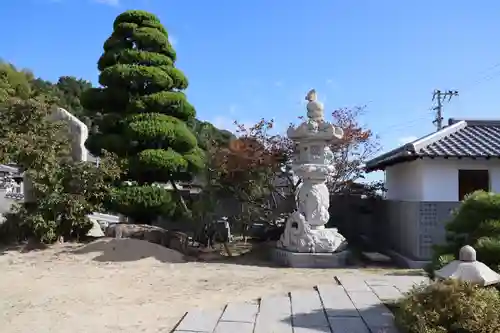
[254,314,293,333]
[273,248,350,268]
[316,284,359,317]
[370,285,404,301]
[335,275,372,292]
[174,308,224,332]
[214,321,254,333]
[364,277,394,287]
[220,301,258,323]
[347,291,381,309]
[370,325,400,333]
[255,295,293,333]
[329,317,370,333]
[290,290,329,327]
[392,277,428,294]
[293,327,333,333]
[259,295,291,315]
[292,312,330,329]
[359,304,395,330]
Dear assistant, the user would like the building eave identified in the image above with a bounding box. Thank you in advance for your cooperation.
[365,120,468,172]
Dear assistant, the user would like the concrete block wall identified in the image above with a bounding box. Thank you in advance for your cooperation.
[417,202,459,259]
[383,200,460,260]
[384,201,420,259]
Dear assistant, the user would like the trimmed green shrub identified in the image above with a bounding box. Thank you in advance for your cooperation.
[426,191,500,278]
[395,279,500,333]
[104,185,176,224]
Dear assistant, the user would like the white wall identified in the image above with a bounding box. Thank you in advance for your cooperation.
[385,158,500,202]
[420,158,500,201]
[385,160,424,201]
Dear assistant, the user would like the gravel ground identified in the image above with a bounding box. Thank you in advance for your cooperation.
[0,239,420,333]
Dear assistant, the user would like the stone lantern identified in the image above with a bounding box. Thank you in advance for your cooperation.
[273,89,349,268]
[435,245,500,286]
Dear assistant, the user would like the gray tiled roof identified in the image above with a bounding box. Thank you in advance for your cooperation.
[365,118,500,171]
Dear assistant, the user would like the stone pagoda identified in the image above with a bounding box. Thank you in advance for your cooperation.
[273,89,349,268]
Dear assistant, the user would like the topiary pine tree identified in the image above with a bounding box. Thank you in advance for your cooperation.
[82,10,204,222]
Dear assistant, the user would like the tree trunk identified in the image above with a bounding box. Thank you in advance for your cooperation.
[223,242,232,257]
[170,180,191,217]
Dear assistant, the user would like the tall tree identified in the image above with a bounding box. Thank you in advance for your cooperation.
[210,119,291,226]
[326,106,381,194]
[81,10,204,222]
[0,61,32,102]
[55,76,93,117]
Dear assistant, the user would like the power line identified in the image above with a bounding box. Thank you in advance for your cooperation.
[374,109,435,137]
[459,70,500,93]
[422,60,500,124]
[375,62,500,136]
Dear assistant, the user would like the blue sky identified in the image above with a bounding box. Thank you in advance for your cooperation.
[2,1,500,181]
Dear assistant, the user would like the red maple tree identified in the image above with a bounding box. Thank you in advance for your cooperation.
[205,105,381,224]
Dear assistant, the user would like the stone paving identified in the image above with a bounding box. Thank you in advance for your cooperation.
[172,273,429,333]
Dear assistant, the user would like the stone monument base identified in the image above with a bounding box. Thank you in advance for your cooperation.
[272,248,351,268]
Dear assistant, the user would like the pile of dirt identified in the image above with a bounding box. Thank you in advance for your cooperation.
[72,238,186,263]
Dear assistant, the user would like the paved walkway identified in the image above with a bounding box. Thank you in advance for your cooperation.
[172,273,428,333]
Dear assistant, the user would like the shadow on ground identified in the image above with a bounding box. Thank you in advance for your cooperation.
[0,235,103,256]
[198,242,408,272]
[283,305,398,333]
[0,241,48,255]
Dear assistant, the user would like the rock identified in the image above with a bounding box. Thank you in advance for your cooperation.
[104,223,189,254]
[87,219,105,237]
[163,230,189,255]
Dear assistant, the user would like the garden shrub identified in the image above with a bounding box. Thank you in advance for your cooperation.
[426,190,500,278]
[104,184,176,224]
[395,279,500,333]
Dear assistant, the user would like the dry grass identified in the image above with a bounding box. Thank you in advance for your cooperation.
[0,238,420,333]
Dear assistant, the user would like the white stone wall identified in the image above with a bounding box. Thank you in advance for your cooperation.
[48,107,89,162]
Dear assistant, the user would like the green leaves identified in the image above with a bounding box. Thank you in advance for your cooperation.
[98,49,173,71]
[0,61,32,102]
[81,9,207,221]
[113,10,167,34]
[0,96,70,168]
[126,113,198,152]
[0,93,122,243]
[105,184,175,223]
[428,190,500,276]
[99,64,174,94]
[128,91,193,120]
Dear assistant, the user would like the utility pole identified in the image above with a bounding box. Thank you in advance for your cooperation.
[432,89,459,131]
